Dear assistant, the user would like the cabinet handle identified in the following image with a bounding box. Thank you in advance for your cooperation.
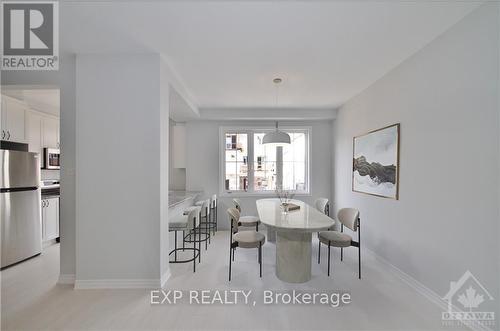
[42,200,45,208]
[6,131,10,140]
[47,200,49,207]
[1,130,4,139]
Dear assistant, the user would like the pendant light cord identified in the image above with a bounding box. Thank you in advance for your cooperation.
[275,82,279,107]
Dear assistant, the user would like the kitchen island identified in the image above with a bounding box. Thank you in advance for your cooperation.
[168,191,202,220]
[169,191,202,209]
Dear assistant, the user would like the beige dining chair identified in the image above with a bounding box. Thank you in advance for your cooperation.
[232,198,260,231]
[314,198,330,216]
[318,208,361,279]
[227,208,265,281]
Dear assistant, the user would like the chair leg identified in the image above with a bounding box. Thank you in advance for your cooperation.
[259,242,262,278]
[358,247,361,279]
[229,246,232,281]
[198,227,201,263]
[206,218,209,249]
[182,231,185,251]
[174,231,178,261]
[327,241,331,277]
[341,247,343,261]
[193,233,196,273]
[318,241,321,264]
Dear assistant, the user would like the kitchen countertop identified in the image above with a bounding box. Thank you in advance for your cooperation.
[41,194,60,200]
[168,191,202,208]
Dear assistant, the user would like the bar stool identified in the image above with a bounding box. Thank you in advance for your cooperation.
[211,194,218,232]
[184,200,211,251]
[227,208,265,281]
[168,207,201,272]
[232,198,260,231]
[196,195,217,236]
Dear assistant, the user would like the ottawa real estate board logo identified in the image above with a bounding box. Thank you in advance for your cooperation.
[1,1,59,70]
[442,270,495,328]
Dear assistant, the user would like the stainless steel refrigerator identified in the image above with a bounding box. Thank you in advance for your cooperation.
[1,149,42,268]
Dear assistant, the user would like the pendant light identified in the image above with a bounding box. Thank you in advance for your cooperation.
[262,78,291,146]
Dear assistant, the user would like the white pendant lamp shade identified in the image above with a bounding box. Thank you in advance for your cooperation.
[263,122,291,146]
[263,79,291,146]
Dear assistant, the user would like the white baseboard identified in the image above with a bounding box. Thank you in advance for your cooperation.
[161,269,171,288]
[74,278,161,289]
[365,249,494,331]
[57,273,75,285]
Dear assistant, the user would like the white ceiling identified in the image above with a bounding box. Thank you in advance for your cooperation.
[60,1,481,110]
[2,89,60,116]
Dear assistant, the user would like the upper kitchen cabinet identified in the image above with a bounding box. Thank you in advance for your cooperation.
[172,124,186,168]
[1,96,26,143]
[42,117,60,149]
[26,110,60,160]
[26,111,44,155]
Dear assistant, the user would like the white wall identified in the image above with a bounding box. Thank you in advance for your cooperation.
[333,2,499,309]
[75,54,167,286]
[160,60,171,286]
[169,119,186,190]
[185,120,333,230]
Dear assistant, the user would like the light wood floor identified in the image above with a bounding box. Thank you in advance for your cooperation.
[1,231,469,330]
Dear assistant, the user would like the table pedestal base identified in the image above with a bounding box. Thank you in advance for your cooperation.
[267,227,276,243]
[276,231,312,283]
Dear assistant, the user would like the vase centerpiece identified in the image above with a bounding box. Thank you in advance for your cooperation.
[275,186,295,213]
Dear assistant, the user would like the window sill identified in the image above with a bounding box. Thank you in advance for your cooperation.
[219,192,311,198]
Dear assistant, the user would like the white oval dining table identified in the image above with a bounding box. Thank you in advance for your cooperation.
[256,198,334,283]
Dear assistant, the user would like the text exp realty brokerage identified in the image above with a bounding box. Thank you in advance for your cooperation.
[151,290,352,308]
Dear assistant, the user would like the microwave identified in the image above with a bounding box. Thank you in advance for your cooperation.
[44,148,60,169]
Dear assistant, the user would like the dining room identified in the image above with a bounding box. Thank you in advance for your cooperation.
[1,1,498,331]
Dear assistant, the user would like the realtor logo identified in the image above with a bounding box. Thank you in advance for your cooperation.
[1,1,59,70]
[442,270,495,328]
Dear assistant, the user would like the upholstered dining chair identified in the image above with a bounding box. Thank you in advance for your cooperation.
[232,198,260,231]
[314,198,330,216]
[227,208,265,281]
[317,208,361,278]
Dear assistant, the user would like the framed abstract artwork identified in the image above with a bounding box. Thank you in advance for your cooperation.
[352,123,400,199]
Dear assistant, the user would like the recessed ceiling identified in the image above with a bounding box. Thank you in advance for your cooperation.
[60,1,481,110]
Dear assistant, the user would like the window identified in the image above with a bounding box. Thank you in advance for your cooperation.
[224,133,248,191]
[221,127,310,195]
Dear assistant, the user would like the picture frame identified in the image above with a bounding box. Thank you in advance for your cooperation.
[352,123,400,199]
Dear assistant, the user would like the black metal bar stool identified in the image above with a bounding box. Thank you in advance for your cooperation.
[169,207,201,272]
[183,200,211,252]
[195,195,217,236]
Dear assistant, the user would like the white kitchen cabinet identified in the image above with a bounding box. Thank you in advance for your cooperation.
[1,96,26,143]
[42,197,59,242]
[26,111,44,156]
[43,117,60,149]
[172,124,186,168]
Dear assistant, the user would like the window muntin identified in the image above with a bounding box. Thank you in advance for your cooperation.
[221,128,310,195]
